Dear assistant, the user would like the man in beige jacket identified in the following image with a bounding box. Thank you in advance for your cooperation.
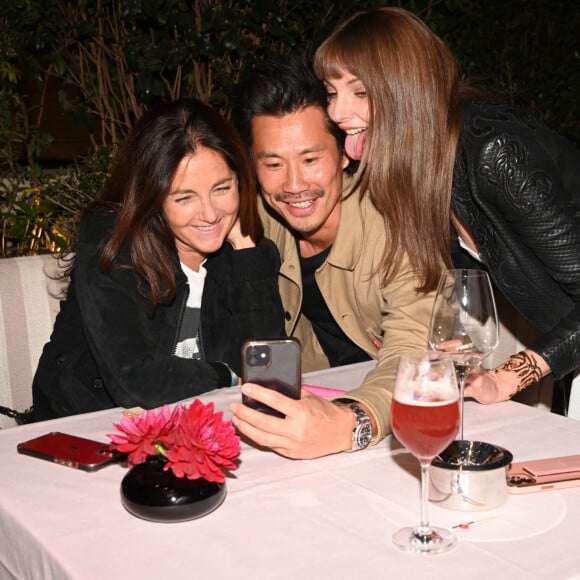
[229,55,436,458]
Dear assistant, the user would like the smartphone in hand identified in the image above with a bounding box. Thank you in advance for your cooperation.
[242,338,301,418]
[17,432,126,472]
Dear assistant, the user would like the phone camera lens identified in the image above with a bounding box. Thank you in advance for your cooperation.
[245,343,271,367]
[507,474,534,485]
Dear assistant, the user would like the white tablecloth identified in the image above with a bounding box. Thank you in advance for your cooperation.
[1,361,579,580]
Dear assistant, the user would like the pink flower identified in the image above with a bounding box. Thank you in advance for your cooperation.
[164,400,241,483]
[108,404,183,464]
[108,400,241,482]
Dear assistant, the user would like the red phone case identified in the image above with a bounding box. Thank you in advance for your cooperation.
[17,431,126,471]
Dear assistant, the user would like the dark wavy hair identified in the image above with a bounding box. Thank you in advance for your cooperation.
[90,98,262,307]
[231,52,344,156]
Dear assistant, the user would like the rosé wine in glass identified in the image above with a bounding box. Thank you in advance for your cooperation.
[390,351,459,555]
[391,398,459,462]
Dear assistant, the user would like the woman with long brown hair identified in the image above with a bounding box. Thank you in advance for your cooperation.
[314,7,580,405]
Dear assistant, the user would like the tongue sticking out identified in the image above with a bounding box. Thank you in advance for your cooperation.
[344,130,367,161]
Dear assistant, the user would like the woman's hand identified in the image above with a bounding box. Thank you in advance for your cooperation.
[229,384,354,459]
[226,218,255,250]
[464,349,550,404]
[463,366,518,403]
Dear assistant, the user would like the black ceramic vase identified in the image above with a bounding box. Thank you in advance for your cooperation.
[120,457,226,523]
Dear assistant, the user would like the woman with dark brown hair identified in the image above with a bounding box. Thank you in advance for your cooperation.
[314,7,580,405]
[32,98,285,420]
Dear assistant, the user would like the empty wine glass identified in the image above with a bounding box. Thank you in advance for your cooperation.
[428,269,499,440]
[391,350,460,554]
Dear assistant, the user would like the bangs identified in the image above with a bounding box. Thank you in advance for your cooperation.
[313,42,345,80]
[313,35,365,81]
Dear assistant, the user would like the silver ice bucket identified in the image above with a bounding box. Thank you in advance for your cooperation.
[429,440,513,511]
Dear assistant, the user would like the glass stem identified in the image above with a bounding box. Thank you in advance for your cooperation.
[456,370,468,440]
[418,460,431,535]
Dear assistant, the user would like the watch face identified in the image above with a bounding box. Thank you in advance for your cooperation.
[354,420,372,449]
[348,404,372,451]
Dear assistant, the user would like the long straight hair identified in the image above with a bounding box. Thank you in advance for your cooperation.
[314,7,461,292]
[95,98,262,308]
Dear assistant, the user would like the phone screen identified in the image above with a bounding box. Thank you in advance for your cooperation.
[17,432,126,471]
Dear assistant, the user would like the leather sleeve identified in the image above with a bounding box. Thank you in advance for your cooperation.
[469,107,580,378]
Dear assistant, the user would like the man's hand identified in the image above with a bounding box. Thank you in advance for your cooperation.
[229,383,355,459]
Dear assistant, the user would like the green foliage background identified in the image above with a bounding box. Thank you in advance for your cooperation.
[1,0,578,255]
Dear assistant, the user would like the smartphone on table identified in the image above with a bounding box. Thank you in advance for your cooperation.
[241,338,301,418]
[506,454,580,494]
[17,431,126,471]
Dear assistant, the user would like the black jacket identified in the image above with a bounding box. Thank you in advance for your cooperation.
[452,99,580,379]
[32,210,285,420]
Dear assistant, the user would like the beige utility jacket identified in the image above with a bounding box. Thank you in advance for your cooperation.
[259,182,436,443]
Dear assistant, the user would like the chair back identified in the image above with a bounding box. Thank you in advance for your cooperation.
[0,254,69,428]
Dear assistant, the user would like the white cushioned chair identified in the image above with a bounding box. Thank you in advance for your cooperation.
[0,254,68,428]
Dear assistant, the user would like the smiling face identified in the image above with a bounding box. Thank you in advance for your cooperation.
[162,146,239,271]
[251,105,348,248]
[323,69,370,161]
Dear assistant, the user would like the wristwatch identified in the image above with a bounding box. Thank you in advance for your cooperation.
[344,404,373,451]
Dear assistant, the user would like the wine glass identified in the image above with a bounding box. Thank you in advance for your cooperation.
[391,350,460,554]
[428,269,499,440]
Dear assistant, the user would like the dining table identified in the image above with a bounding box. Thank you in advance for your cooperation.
[1,360,579,580]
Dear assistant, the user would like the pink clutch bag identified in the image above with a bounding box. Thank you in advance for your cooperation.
[302,384,347,399]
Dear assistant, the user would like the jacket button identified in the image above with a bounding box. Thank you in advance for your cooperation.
[93,378,103,389]
[285,311,291,321]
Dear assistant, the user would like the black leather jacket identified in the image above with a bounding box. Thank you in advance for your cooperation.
[452,99,580,379]
[32,210,285,420]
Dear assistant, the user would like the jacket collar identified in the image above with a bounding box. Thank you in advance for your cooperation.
[325,176,366,271]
